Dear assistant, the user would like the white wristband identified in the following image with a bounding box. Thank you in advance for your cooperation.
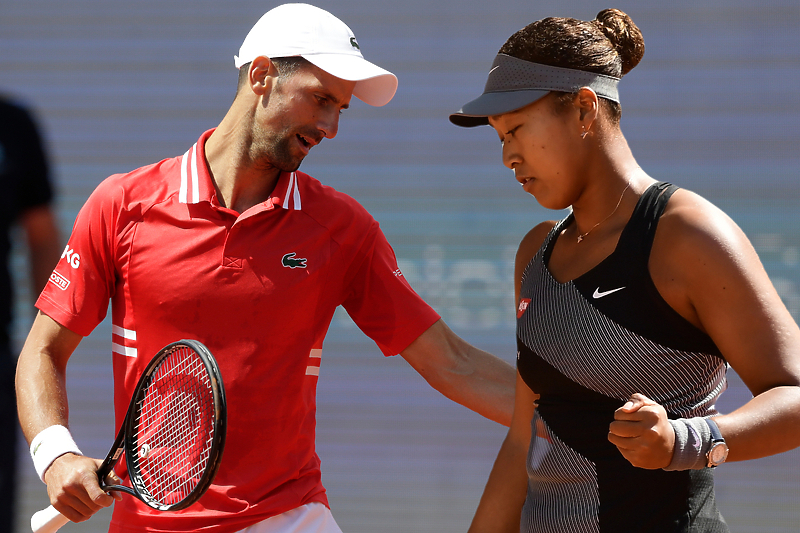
[29,425,83,483]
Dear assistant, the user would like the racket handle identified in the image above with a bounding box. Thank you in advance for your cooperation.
[31,505,69,533]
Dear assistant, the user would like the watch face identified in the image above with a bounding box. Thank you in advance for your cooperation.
[709,442,729,466]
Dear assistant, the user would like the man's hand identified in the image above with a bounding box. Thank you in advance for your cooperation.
[608,393,675,469]
[43,453,121,523]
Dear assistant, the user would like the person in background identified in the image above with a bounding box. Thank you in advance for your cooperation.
[0,95,62,532]
[450,8,800,532]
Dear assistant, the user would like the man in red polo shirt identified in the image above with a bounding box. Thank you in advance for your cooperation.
[15,4,516,533]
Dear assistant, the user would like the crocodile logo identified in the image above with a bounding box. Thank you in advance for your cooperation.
[282,252,307,269]
[350,37,360,50]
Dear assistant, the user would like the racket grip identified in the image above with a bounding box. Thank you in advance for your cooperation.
[31,505,69,533]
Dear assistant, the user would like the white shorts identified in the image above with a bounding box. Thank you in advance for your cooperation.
[237,503,343,533]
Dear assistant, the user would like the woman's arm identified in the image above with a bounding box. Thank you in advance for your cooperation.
[610,189,800,466]
[468,372,537,533]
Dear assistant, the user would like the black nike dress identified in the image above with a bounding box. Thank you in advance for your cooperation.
[516,182,729,532]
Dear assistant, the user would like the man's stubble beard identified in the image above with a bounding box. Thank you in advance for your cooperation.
[252,123,305,173]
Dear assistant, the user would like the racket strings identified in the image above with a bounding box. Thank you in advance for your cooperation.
[131,346,216,506]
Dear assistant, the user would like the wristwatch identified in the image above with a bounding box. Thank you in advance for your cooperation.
[705,418,729,468]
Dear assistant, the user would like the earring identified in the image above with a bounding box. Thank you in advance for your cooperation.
[581,127,589,139]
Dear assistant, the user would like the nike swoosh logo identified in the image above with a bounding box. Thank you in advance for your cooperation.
[593,286,626,299]
[488,65,501,76]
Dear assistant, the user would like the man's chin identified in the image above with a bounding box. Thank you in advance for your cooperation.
[282,160,303,173]
[265,155,303,174]
[277,151,305,173]
[262,143,307,173]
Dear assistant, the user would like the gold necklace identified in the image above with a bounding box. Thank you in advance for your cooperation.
[576,183,631,243]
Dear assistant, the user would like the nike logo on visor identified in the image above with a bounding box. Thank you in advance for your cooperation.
[593,286,625,299]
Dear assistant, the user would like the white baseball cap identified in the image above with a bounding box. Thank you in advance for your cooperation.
[234,3,398,107]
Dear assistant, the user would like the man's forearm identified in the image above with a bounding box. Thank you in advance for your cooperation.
[16,337,71,443]
[441,344,516,426]
[16,312,81,443]
[401,319,516,426]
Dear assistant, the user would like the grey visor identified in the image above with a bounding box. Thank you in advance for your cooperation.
[449,54,621,127]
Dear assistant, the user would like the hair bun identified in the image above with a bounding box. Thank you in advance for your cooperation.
[594,9,644,76]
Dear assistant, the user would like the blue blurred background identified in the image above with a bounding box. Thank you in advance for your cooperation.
[2,0,799,531]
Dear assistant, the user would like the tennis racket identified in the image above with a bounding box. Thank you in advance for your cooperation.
[31,339,227,533]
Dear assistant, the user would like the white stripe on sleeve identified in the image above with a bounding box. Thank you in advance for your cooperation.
[111,325,137,340]
[111,342,138,358]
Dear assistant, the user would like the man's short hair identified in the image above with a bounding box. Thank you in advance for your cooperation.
[236,57,311,93]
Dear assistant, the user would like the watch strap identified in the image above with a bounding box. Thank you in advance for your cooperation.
[705,417,724,443]
[704,417,728,468]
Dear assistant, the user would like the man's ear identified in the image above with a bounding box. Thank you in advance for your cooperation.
[248,56,279,96]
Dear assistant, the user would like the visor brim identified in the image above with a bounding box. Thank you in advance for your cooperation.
[449,89,551,128]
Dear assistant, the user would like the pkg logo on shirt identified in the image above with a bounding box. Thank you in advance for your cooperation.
[49,271,70,291]
[61,245,81,269]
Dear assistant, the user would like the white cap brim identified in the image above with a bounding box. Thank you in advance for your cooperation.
[303,53,398,107]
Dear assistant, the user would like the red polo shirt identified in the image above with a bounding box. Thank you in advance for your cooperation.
[37,129,440,532]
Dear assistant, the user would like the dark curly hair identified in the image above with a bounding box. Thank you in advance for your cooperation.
[499,9,645,124]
